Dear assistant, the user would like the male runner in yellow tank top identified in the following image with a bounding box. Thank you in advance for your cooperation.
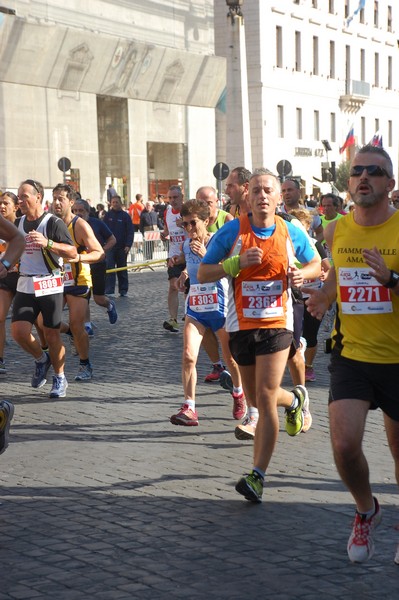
[305,145,399,565]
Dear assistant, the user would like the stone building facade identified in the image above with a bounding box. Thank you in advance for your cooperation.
[0,0,224,203]
[215,0,399,195]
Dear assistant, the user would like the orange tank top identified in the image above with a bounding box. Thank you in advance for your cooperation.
[226,215,294,332]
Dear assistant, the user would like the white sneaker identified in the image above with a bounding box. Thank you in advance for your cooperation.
[49,376,68,398]
[234,415,258,440]
[347,498,382,563]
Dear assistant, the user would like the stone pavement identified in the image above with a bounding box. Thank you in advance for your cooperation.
[1,268,398,600]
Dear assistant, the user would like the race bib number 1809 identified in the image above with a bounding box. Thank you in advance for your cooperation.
[33,271,64,297]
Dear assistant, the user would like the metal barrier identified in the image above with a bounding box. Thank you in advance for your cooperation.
[128,231,169,271]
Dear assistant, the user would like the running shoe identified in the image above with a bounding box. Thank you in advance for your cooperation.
[0,360,6,377]
[285,385,305,436]
[119,291,128,297]
[347,498,382,563]
[170,403,199,426]
[74,364,93,381]
[49,375,68,398]
[107,300,118,325]
[219,369,233,393]
[85,323,94,337]
[31,353,51,388]
[235,470,263,503]
[305,366,316,382]
[163,318,179,333]
[234,415,258,440]
[295,384,312,433]
[232,392,247,420]
[204,364,225,383]
[0,400,14,455]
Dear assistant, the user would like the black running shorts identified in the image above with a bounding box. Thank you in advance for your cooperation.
[12,291,64,329]
[229,328,293,367]
[328,351,399,421]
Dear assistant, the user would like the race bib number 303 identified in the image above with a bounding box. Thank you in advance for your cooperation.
[242,280,283,318]
[338,267,392,314]
[189,283,218,313]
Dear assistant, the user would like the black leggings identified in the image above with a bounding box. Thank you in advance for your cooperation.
[302,305,321,348]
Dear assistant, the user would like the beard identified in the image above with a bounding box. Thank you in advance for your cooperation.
[352,190,385,208]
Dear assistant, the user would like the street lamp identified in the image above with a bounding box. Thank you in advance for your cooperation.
[226,0,244,25]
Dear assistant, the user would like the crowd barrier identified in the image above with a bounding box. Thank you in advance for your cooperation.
[125,231,169,272]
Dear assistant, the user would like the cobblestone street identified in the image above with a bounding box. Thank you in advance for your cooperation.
[1,269,398,600]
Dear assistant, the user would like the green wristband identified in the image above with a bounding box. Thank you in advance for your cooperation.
[222,255,241,278]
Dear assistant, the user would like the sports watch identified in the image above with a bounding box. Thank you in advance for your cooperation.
[0,258,11,271]
[384,270,399,289]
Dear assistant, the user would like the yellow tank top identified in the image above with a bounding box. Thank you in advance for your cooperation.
[65,217,92,288]
[332,210,399,363]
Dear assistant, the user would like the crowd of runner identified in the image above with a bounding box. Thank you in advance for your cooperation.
[1,144,399,566]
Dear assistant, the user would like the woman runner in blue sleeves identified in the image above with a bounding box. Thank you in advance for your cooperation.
[169,199,245,426]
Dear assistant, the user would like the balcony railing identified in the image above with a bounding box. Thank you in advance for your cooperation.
[345,80,370,97]
[340,79,370,112]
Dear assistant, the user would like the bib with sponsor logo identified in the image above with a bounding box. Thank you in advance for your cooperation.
[331,211,399,363]
[189,283,219,313]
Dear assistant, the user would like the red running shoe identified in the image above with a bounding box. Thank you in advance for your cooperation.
[204,364,225,383]
[170,403,199,426]
[232,392,247,420]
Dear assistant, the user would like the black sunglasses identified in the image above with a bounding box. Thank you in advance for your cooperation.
[349,165,392,178]
[181,219,200,229]
[24,179,42,194]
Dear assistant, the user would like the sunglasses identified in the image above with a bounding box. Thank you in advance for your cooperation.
[181,219,200,229]
[24,179,42,195]
[349,165,392,178]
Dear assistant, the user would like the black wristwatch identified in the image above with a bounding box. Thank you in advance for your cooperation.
[384,270,399,289]
[0,258,11,271]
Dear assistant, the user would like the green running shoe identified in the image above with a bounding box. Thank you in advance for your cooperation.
[235,470,263,503]
[285,385,305,436]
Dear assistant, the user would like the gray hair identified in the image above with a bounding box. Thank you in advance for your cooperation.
[250,168,281,190]
[73,199,91,213]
